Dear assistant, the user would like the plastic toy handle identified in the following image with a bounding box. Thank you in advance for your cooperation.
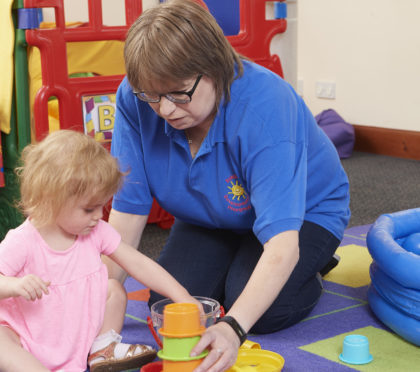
[147,316,163,349]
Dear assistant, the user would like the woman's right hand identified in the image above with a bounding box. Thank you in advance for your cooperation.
[190,320,240,372]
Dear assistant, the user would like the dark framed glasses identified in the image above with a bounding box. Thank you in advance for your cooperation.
[133,75,203,104]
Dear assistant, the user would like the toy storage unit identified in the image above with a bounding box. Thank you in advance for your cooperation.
[0,0,287,240]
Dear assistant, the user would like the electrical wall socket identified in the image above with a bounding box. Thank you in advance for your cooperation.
[316,81,336,99]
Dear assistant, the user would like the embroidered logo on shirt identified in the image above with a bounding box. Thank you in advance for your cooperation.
[224,175,251,213]
[228,180,246,200]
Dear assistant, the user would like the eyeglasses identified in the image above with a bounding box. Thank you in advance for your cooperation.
[133,75,203,104]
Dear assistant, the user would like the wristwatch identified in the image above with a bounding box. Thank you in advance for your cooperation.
[216,316,247,345]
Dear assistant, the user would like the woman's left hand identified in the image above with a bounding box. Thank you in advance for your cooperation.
[190,321,240,372]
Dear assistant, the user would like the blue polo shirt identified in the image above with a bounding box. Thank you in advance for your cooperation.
[111,61,350,244]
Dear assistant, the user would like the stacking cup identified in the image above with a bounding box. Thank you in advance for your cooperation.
[159,303,205,337]
[158,303,208,372]
[162,358,203,372]
[140,361,163,372]
[339,334,373,365]
[160,336,203,360]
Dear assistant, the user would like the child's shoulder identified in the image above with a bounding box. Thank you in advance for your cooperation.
[93,219,118,235]
[85,220,121,255]
[1,219,33,244]
[84,219,121,245]
[0,220,33,263]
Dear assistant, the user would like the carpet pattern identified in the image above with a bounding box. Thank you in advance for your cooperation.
[121,224,420,371]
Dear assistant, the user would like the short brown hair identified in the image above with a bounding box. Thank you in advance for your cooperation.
[124,0,243,108]
[16,130,123,226]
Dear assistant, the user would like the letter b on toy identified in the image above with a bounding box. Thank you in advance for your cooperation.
[99,105,115,131]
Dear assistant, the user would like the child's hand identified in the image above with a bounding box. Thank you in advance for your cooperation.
[11,275,51,301]
[179,295,205,321]
[192,297,205,317]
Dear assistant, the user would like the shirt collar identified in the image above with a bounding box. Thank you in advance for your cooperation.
[163,102,227,148]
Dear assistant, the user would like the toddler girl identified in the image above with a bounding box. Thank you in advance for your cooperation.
[0,130,197,372]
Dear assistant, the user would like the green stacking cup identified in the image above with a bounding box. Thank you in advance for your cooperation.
[158,336,208,361]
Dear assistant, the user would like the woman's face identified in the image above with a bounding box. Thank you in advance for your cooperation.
[147,75,217,131]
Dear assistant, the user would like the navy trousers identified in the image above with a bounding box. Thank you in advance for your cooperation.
[148,220,340,334]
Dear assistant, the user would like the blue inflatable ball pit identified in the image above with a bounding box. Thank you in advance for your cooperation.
[403,232,420,255]
[366,208,420,347]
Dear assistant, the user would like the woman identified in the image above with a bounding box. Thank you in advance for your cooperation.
[107,1,350,371]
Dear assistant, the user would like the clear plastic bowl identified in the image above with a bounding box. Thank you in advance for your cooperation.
[150,296,221,333]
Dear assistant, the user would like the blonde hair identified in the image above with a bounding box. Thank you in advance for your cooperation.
[124,0,243,109]
[16,130,123,226]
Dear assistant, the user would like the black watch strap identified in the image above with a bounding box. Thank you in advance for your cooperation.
[216,316,247,345]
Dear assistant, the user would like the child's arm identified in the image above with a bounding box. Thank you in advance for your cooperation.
[108,242,195,304]
[0,273,50,301]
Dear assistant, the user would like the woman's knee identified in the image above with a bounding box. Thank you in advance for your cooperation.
[249,275,323,334]
[251,311,292,334]
[250,303,315,334]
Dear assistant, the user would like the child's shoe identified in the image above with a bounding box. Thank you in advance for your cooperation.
[88,330,157,372]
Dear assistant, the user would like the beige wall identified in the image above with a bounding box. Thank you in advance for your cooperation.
[270,0,298,89]
[297,0,420,131]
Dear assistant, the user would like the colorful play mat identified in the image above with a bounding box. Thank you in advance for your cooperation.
[121,223,420,371]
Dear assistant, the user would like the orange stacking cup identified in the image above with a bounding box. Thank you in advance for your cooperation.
[163,358,203,372]
[159,303,205,337]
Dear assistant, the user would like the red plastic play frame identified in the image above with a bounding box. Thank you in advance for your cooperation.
[25,0,140,141]
[25,0,286,227]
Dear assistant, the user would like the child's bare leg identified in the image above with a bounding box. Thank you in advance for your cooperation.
[88,279,156,371]
[100,278,127,334]
[0,326,48,372]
